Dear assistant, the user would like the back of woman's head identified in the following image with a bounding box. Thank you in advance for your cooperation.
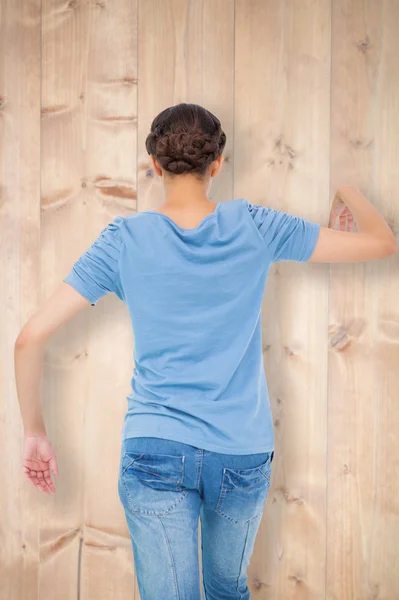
[145,103,227,179]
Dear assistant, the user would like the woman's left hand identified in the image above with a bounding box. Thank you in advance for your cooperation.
[23,434,59,494]
[328,190,358,232]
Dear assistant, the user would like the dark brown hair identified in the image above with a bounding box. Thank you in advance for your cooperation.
[145,103,227,179]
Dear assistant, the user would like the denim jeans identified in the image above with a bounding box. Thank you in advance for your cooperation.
[118,436,274,600]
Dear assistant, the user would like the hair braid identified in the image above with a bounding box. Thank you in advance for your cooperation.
[145,104,227,177]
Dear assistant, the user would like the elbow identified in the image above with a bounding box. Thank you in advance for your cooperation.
[15,332,32,348]
[15,325,44,348]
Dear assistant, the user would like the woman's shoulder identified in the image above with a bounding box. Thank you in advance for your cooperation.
[115,198,249,233]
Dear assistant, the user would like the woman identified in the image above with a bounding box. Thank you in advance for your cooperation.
[14,103,396,599]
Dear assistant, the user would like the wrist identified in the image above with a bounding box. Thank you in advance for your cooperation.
[24,430,48,439]
[338,185,358,194]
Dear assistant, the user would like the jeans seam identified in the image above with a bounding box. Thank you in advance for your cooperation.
[258,467,271,482]
[215,468,226,513]
[200,523,207,600]
[121,452,185,484]
[236,520,250,599]
[194,450,203,490]
[158,516,180,599]
[122,472,189,515]
[121,452,145,476]
[131,463,183,485]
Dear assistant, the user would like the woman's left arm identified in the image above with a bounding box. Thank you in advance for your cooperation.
[14,282,90,435]
[14,283,92,492]
[14,283,91,436]
[15,216,124,493]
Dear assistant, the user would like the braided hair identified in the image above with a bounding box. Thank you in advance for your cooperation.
[145,103,227,178]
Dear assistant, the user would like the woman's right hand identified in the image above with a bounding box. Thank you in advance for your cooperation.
[308,187,396,263]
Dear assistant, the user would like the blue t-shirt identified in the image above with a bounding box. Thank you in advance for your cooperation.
[63,198,320,455]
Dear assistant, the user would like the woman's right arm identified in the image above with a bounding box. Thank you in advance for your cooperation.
[308,186,397,263]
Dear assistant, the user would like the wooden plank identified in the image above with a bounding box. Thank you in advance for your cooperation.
[328,1,399,598]
[0,1,41,599]
[5,0,397,597]
[40,1,137,599]
[235,1,330,597]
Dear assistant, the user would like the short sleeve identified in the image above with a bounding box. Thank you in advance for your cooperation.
[245,200,320,263]
[63,216,125,306]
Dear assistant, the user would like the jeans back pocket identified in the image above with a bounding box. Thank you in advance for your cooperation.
[119,451,188,516]
[215,453,272,524]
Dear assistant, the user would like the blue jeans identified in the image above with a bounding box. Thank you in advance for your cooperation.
[118,436,274,599]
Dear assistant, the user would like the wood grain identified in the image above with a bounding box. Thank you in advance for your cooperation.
[41,1,137,598]
[0,2,41,599]
[235,1,330,597]
[2,0,398,598]
[328,1,399,598]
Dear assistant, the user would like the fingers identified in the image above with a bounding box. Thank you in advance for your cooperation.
[49,455,59,478]
[27,471,51,494]
[24,466,56,494]
[44,471,57,492]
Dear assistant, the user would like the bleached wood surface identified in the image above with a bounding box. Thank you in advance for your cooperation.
[235,2,330,598]
[1,1,398,599]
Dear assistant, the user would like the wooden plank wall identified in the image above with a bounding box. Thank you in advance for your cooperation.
[328,2,399,599]
[235,3,330,598]
[0,1,42,599]
[1,1,398,599]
